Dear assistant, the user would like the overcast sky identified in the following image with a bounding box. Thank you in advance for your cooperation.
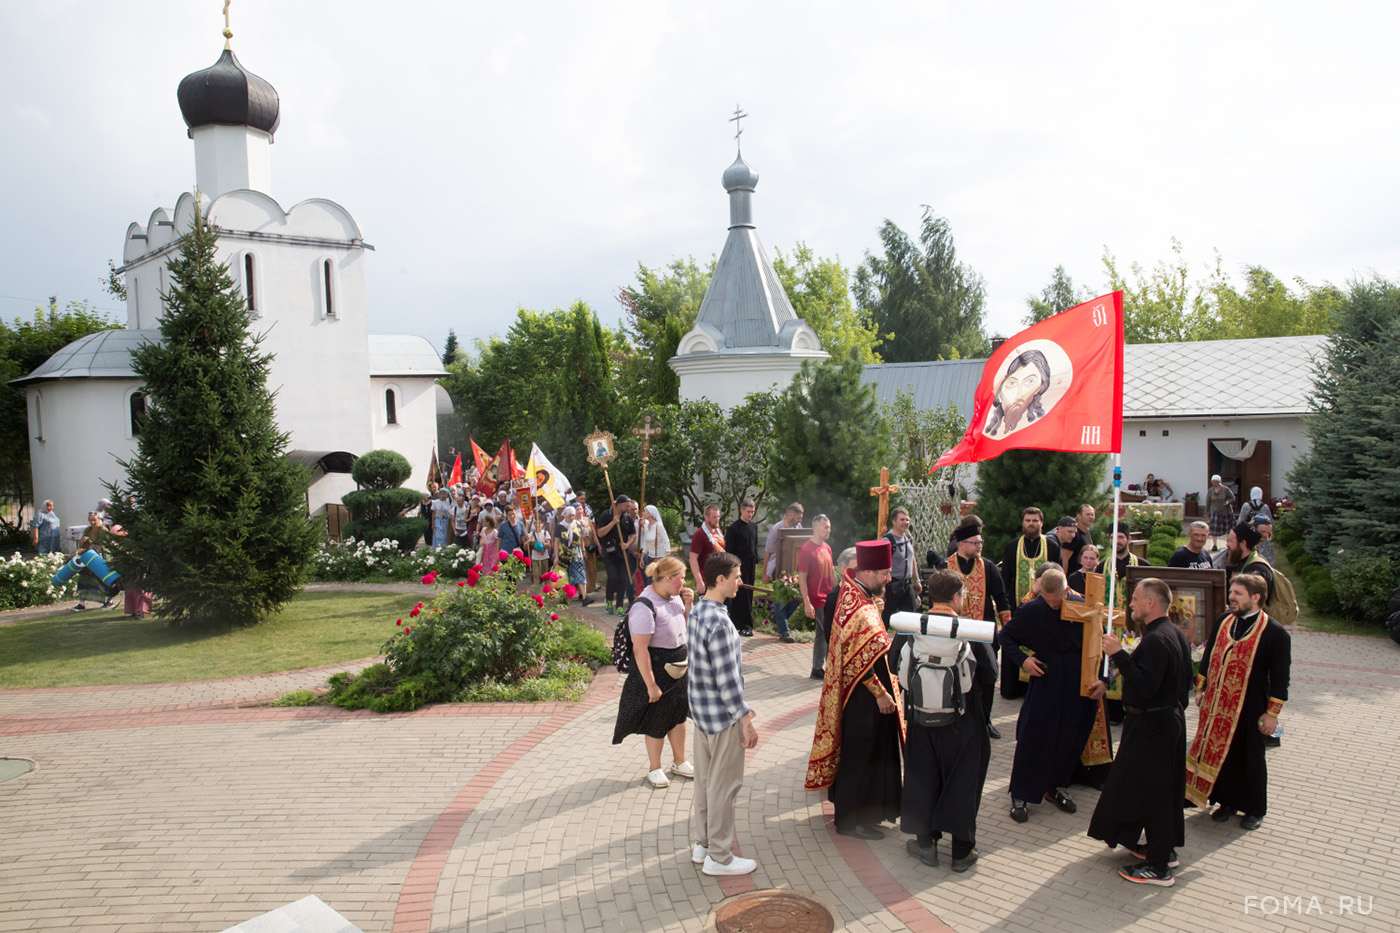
[4,1,1397,355]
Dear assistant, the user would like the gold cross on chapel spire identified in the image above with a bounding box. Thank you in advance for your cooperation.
[222,1,234,49]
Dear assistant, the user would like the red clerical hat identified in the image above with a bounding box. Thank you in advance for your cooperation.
[855,540,892,571]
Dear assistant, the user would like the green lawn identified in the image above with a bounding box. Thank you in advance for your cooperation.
[0,590,413,689]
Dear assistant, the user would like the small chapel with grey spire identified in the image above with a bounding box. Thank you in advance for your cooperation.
[668,113,827,408]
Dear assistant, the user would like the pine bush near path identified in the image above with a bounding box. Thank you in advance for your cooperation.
[106,199,320,627]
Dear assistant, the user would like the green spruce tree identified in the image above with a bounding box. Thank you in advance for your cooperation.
[107,200,319,627]
[974,450,1108,556]
[767,352,892,551]
[536,301,619,502]
[1288,276,1400,559]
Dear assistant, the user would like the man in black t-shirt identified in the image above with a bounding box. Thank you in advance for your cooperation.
[1169,521,1215,569]
[596,495,638,613]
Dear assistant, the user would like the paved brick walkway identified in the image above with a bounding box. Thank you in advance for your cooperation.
[1,627,1396,932]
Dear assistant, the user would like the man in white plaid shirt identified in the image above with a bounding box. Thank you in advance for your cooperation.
[687,551,760,876]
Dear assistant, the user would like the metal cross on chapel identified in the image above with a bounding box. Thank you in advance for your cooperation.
[729,104,747,151]
[870,467,901,538]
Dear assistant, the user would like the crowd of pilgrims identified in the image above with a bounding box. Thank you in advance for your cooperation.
[596,494,1291,889]
[414,477,1291,888]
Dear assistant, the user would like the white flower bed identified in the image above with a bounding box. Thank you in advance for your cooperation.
[312,537,478,582]
[0,551,78,610]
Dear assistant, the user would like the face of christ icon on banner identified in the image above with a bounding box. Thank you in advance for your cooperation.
[932,291,1124,469]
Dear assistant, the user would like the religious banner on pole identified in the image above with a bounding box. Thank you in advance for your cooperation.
[931,291,1125,469]
[469,439,491,483]
[428,445,443,487]
[475,439,523,497]
[527,443,575,510]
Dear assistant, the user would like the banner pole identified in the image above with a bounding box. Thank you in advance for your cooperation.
[1104,455,1122,677]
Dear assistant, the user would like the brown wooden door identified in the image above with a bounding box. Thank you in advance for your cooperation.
[1240,441,1272,501]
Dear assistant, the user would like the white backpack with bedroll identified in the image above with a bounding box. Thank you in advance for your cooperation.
[896,623,976,728]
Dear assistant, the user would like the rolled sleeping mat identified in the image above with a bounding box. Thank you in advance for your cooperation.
[51,550,122,588]
[889,611,996,644]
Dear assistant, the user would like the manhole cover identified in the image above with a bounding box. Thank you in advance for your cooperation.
[0,759,34,783]
[715,890,834,933]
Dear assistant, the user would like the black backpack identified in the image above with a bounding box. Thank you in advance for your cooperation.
[611,596,655,672]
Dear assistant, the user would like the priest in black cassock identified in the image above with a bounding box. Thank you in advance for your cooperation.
[1186,572,1291,831]
[725,498,759,636]
[1087,577,1193,887]
[999,567,1097,823]
[951,520,1011,739]
[899,569,992,873]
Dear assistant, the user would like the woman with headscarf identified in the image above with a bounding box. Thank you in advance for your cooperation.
[29,500,61,555]
[639,505,671,587]
[1206,475,1236,550]
[612,555,695,787]
[430,488,453,550]
[1237,487,1272,527]
[555,506,595,606]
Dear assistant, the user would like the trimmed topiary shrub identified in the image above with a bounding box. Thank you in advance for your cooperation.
[341,449,426,551]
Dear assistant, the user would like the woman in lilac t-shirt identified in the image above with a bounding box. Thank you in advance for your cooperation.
[612,555,695,788]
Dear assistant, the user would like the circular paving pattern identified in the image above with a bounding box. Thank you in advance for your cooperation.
[715,890,835,933]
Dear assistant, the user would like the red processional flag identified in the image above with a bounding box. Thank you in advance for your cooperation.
[475,438,522,497]
[448,452,463,487]
[931,291,1124,470]
[469,438,491,480]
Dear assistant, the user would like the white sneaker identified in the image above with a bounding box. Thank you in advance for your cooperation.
[702,855,757,876]
[669,760,695,779]
[691,844,707,864]
[646,768,670,788]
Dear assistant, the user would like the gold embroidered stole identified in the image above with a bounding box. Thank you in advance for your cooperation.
[1081,699,1113,766]
[805,571,905,790]
[962,557,987,619]
[1014,534,1047,603]
[1185,612,1268,806]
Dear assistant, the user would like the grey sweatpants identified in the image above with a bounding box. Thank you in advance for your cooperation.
[692,720,747,865]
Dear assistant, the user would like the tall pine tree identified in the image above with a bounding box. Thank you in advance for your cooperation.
[107,200,319,627]
[975,450,1108,556]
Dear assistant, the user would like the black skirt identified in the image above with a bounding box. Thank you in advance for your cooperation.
[612,644,689,743]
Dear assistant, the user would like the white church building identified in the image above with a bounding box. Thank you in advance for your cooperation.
[15,44,447,532]
[670,146,1321,505]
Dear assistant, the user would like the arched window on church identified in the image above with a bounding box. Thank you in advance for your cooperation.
[32,392,43,441]
[323,259,336,318]
[129,391,147,437]
[243,253,257,316]
[385,388,398,425]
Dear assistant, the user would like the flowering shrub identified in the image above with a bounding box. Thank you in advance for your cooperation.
[311,537,476,582]
[0,551,78,611]
[327,553,595,711]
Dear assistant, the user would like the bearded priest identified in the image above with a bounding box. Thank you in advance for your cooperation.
[805,540,906,841]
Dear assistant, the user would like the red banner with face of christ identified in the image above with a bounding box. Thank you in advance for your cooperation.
[931,291,1124,470]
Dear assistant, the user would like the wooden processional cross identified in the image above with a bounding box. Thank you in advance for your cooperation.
[870,467,900,538]
[629,412,664,510]
[1060,571,1126,697]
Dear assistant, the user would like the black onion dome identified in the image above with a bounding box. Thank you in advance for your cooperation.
[177,49,280,139]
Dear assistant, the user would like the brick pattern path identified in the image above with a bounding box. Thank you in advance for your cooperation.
[1,623,1396,932]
